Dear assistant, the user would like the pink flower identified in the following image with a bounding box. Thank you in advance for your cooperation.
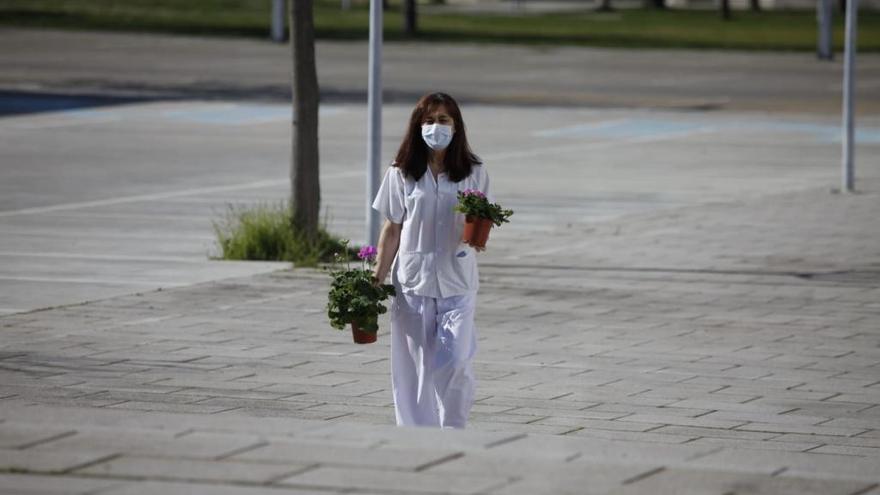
[358,245,378,261]
[462,189,485,198]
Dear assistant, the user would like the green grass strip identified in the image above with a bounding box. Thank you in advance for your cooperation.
[1,0,878,51]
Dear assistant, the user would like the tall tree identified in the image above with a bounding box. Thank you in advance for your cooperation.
[720,0,732,19]
[750,0,761,11]
[404,0,417,36]
[289,0,321,240]
[596,0,614,11]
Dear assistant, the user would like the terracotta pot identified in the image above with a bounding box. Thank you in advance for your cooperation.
[351,322,377,344]
[463,215,493,248]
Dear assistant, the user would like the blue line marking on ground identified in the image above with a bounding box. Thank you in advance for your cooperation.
[536,119,703,139]
[536,118,880,144]
[162,104,290,125]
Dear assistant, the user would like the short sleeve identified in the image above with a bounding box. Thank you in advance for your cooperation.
[478,165,495,204]
[371,166,405,224]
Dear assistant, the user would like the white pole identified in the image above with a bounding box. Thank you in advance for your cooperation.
[842,0,858,192]
[271,0,286,43]
[366,0,383,246]
[817,0,833,60]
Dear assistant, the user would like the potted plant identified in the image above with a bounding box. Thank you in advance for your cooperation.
[326,241,395,344]
[454,189,514,248]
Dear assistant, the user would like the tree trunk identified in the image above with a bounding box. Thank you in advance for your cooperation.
[289,0,320,240]
[404,0,417,36]
[750,0,761,11]
[650,0,667,9]
[596,0,614,11]
[720,0,732,19]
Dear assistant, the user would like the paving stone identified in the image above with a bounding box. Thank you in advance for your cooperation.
[608,467,875,495]
[31,428,266,460]
[0,423,75,449]
[92,479,334,495]
[648,425,778,441]
[276,465,509,494]
[295,422,515,451]
[485,464,651,495]
[0,448,120,473]
[702,410,835,426]
[806,444,880,456]
[487,434,717,464]
[681,436,823,452]
[566,427,700,444]
[76,455,309,483]
[771,432,880,448]
[681,447,880,482]
[614,413,748,429]
[733,421,869,437]
[0,473,123,494]
[230,440,463,471]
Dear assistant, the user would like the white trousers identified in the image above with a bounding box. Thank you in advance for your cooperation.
[390,290,478,428]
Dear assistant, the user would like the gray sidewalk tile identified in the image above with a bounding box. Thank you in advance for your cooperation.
[31,429,266,460]
[0,473,123,495]
[94,479,335,495]
[564,428,700,444]
[681,448,880,482]
[681,437,823,452]
[485,464,651,495]
[0,448,120,473]
[75,455,310,484]
[733,421,869,437]
[0,423,75,449]
[229,440,463,471]
[608,467,875,495]
[276,465,510,494]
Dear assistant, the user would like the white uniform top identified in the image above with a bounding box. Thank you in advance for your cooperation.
[371,163,493,298]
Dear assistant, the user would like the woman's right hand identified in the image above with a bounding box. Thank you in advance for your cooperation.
[373,219,401,287]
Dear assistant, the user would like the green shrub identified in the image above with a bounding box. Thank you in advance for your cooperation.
[211,199,354,267]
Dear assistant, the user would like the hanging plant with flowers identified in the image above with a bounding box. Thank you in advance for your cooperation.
[325,241,396,344]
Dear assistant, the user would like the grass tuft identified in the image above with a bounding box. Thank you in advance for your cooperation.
[211,199,355,267]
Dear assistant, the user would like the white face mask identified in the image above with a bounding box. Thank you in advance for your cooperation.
[421,123,453,151]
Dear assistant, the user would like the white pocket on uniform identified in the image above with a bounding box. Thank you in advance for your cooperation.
[397,251,424,289]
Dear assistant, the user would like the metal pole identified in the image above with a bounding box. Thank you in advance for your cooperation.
[366,0,383,246]
[842,0,858,192]
[271,0,286,43]
[817,0,834,60]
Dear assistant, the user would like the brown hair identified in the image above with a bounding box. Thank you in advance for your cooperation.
[392,92,481,183]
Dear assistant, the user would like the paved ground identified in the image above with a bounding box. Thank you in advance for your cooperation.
[2,28,880,113]
[1,27,880,494]
[2,95,878,313]
[2,181,879,494]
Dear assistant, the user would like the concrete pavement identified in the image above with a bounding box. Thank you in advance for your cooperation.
[1,180,879,493]
[2,98,878,313]
[2,27,879,113]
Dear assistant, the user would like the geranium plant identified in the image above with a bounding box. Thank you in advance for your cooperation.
[454,189,514,226]
[326,241,395,343]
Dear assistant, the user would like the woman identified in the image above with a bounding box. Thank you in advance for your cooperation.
[371,92,493,429]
